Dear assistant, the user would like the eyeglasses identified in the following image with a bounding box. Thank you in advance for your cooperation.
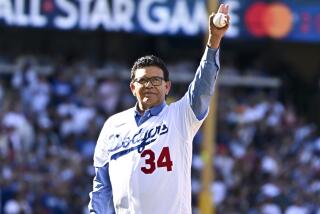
[133,76,165,86]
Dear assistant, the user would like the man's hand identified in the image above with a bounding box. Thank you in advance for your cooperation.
[207,4,230,49]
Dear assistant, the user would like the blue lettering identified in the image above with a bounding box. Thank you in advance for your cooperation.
[122,137,131,148]
[147,127,157,139]
[108,134,122,152]
[160,124,168,135]
[108,122,169,159]
[155,125,161,134]
[132,128,143,144]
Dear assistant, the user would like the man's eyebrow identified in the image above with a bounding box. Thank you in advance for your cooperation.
[136,76,163,78]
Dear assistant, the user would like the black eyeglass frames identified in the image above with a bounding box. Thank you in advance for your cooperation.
[133,76,165,86]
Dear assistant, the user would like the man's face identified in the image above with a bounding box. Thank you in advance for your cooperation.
[130,66,171,111]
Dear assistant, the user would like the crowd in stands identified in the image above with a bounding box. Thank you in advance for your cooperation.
[1,54,320,214]
[192,86,320,214]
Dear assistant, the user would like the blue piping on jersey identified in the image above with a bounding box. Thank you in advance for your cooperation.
[110,140,154,160]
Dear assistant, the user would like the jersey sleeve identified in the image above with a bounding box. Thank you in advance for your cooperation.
[169,47,219,141]
[93,119,112,167]
[170,94,208,141]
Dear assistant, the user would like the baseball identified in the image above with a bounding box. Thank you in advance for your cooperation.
[213,12,227,28]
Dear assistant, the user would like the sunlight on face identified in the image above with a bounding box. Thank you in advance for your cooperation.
[130,66,171,112]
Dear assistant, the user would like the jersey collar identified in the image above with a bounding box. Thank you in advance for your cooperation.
[134,101,166,117]
[134,102,166,126]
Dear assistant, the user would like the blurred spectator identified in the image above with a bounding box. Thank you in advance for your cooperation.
[97,77,121,115]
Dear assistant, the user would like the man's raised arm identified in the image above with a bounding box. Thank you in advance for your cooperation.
[188,4,230,120]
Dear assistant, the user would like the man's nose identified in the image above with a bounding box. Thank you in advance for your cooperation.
[145,81,154,87]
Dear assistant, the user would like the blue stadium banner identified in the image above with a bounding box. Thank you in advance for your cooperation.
[0,0,208,36]
[0,0,320,41]
[223,0,320,42]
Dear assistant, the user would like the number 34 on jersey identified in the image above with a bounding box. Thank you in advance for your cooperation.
[140,147,173,174]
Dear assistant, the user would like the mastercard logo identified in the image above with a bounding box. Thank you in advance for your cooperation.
[244,2,293,39]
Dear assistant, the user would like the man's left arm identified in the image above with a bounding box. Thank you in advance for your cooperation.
[188,47,220,120]
[188,4,230,120]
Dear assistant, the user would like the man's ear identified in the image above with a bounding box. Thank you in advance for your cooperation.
[130,82,136,96]
[165,81,171,95]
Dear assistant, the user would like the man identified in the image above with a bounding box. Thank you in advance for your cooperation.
[89,4,230,213]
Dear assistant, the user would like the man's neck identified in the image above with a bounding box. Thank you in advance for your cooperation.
[137,103,150,115]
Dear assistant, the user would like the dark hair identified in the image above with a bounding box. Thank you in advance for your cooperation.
[131,55,169,81]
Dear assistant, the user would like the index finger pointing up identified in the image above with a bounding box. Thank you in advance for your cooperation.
[218,4,229,15]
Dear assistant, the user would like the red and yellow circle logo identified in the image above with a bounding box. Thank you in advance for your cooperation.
[245,2,293,39]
